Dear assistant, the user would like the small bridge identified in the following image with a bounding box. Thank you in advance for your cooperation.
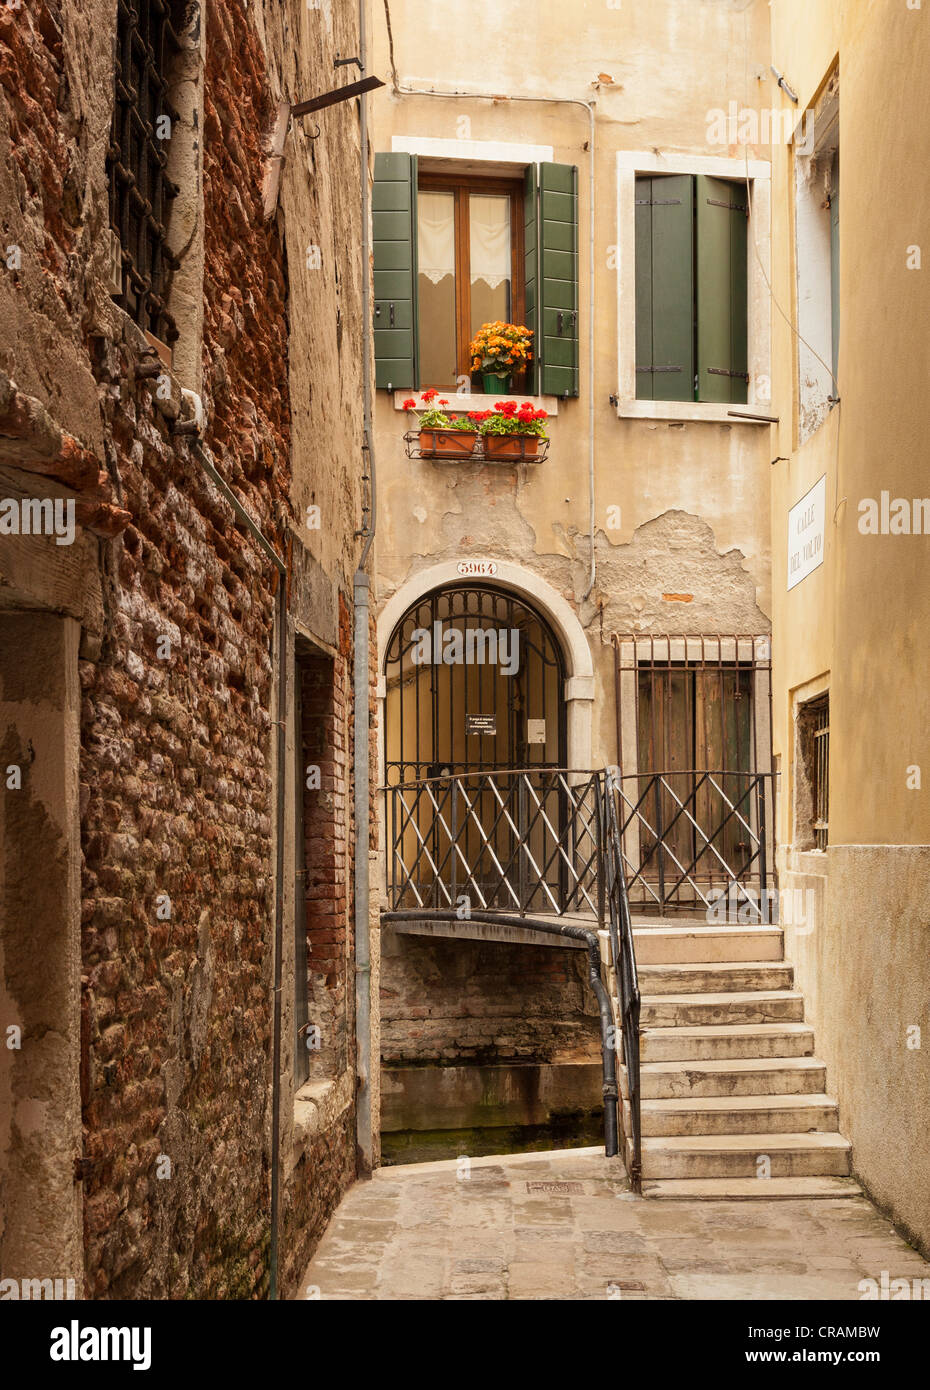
[381,766,775,1192]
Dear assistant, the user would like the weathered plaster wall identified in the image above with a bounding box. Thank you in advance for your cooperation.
[769,0,930,1253]
[0,614,83,1290]
[370,0,774,1107]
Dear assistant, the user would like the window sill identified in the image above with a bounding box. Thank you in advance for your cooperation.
[293,1070,352,1149]
[614,398,773,425]
[394,391,560,416]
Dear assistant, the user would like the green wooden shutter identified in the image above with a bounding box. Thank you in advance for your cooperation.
[635,174,694,402]
[696,174,748,404]
[373,152,418,391]
[523,163,539,395]
[538,162,579,397]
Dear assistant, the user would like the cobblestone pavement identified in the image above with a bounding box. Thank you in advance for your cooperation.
[296,1147,930,1301]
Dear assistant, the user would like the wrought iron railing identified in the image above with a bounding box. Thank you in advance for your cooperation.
[611,769,774,918]
[383,768,601,916]
[381,765,774,1188]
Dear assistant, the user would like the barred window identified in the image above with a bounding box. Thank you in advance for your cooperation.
[797,692,829,851]
[107,0,185,346]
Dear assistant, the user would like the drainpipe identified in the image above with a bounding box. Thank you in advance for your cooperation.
[354,0,377,1176]
[385,70,598,602]
[188,439,288,1299]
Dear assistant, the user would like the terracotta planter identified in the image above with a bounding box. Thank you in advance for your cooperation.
[482,433,540,461]
[419,428,477,459]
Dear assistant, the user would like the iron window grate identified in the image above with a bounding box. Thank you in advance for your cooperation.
[811,697,830,850]
[107,0,183,345]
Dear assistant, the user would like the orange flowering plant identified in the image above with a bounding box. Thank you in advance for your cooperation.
[468,321,533,375]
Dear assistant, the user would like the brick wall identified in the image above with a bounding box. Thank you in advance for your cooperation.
[380,935,602,1068]
[0,0,365,1300]
[298,624,351,1082]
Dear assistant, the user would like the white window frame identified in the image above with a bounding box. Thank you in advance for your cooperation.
[614,150,772,425]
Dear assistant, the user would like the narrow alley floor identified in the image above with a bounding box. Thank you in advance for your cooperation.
[297,1147,930,1301]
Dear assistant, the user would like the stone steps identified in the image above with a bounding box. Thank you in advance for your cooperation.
[637,1092,840,1137]
[641,989,805,1028]
[637,1055,828,1099]
[640,1021,816,1062]
[609,918,856,1198]
[633,924,784,965]
[638,1131,852,1180]
[643,1176,862,1201]
[638,961,794,994]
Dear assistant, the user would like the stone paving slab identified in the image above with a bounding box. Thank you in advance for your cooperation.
[296,1146,930,1301]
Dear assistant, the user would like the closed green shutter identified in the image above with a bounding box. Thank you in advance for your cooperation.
[538,162,579,397]
[373,152,418,391]
[635,174,694,401]
[523,162,539,395]
[696,174,748,404]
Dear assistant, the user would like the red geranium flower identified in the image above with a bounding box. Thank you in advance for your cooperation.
[402,398,416,411]
[422,388,438,403]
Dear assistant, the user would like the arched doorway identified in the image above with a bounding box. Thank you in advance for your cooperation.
[383,583,567,786]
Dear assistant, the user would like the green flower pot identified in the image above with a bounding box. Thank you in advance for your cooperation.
[482,372,511,394]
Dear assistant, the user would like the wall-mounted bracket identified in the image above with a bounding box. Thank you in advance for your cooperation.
[291,76,384,120]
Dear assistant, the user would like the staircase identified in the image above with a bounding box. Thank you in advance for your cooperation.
[613,920,861,1200]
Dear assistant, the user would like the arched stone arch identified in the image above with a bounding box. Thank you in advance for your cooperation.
[376,561,595,771]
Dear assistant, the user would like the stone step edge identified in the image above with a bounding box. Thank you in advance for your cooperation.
[640,1092,838,1113]
[639,1055,826,1074]
[641,1176,863,1201]
[641,1131,851,1153]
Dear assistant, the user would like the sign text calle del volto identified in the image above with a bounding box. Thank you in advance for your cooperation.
[788,475,826,591]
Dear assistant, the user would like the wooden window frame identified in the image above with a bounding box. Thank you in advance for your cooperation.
[418,172,526,387]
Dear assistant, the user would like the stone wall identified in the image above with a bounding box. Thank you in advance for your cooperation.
[0,0,368,1300]
[381,934,602,1067]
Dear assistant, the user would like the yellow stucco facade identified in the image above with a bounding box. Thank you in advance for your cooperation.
[369,0,929,1249]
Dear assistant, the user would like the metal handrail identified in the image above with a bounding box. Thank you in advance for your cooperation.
[600,771,642,1193]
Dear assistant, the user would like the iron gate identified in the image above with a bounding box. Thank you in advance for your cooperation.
[383,584,566,786]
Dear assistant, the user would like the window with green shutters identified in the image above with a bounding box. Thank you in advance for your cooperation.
[635,173,748,405]
[373,152,419,392]
[372,156,579,396]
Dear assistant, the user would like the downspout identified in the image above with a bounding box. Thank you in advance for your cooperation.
[385,65,597,600]
[188,438,288,1299]
[353,0,376,1176]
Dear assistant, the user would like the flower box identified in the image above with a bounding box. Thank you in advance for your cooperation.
[419,428,478,459]
[482,434,540,461]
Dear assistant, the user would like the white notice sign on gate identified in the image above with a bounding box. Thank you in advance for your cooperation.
[787,474,826,591]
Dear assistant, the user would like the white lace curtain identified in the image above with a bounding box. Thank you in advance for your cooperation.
[417,191,512,290]
[469,194,512,291]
